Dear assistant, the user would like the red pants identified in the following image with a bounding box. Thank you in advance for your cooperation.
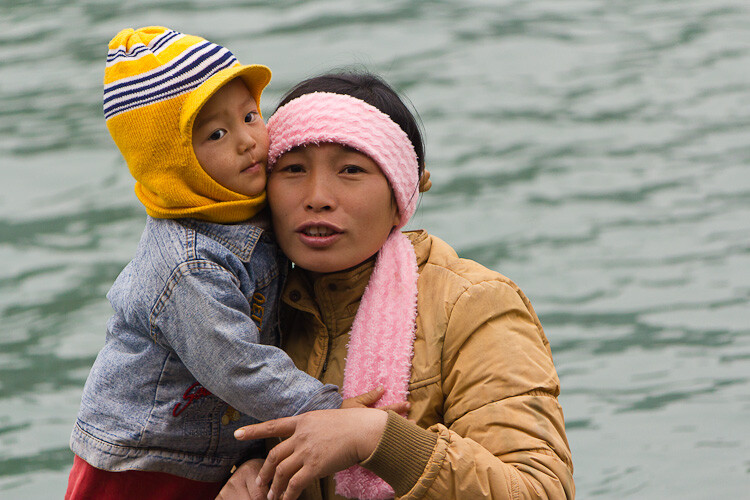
[65,455,224,500]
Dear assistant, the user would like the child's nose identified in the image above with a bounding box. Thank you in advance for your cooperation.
[237,128,256,152]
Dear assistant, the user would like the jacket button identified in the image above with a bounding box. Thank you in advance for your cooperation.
[289,290,301,302]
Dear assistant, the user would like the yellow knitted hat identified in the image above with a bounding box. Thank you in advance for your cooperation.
[104,26,272,223]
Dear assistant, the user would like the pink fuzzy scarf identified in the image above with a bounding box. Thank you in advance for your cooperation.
[268,92,420,499]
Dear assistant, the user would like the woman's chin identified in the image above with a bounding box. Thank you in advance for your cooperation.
[293,252,379,275]
[294,259,352,275]
[281,232,383,275]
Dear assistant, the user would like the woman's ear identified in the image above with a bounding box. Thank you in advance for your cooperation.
[392,211,401,228]
[419,169,432,193]
[389,190,401,228]
[390,193,401,228]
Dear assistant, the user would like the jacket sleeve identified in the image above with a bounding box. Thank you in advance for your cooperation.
[152,259,342,421]
[363,279,574,499]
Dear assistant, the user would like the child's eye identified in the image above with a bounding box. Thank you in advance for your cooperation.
[341,165,364,174]
[245,111,259,123]
[209,129,226,141]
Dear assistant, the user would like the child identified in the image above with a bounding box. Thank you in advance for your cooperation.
[66,26,345,498]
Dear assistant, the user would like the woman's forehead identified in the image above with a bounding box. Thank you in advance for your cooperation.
[284,142,360,154]
[281,143,375,162]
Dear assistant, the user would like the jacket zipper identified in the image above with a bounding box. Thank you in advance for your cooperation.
[320,334,332,375]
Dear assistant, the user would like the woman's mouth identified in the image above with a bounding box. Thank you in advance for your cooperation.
[296,223,343,248]
[303,225,335,237]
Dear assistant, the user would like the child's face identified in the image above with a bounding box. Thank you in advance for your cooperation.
[192,79,268,197]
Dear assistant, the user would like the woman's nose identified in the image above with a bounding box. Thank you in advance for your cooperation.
[305,172,335,211]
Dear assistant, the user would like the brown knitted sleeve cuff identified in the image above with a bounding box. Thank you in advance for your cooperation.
[360,410,438,497]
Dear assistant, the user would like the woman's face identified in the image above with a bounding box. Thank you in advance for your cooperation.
[267,143,400,274]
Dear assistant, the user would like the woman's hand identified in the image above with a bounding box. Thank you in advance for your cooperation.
[215,458,266,500]
[234,408,388,500]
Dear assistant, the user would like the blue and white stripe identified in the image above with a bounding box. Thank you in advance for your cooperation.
[104,33,238,120]
[106,29,183,66]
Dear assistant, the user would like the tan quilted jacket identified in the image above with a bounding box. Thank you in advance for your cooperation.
[280,230,574,499]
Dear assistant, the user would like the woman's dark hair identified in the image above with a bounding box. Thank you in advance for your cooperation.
[275,71,425,177]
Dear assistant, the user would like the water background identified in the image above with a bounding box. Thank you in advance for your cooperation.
[1,0,749,498]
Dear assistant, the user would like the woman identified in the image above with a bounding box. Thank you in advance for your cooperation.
[218,73,574,500]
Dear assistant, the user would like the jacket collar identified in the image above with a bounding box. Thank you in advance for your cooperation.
[281,257,374,338]
[280,229,429,337]
[406,229,430,269]
[177,209,271,260]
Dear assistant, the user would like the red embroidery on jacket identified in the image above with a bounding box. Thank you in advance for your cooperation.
[172,382,212,417]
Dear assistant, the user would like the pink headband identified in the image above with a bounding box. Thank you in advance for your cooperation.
[268,92,419,227]
[268,92,421,500]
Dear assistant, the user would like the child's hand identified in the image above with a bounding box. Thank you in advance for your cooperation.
[341,386,410,415]
[215,458,266,500]
[341,386,384,409]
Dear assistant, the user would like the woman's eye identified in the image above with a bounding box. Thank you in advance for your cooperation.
[281,164,304,173]
[342,165,364,174]
[245,111,259,123]
[209,129,226,141]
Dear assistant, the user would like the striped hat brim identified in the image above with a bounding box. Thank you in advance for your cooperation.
[179,63,271,140]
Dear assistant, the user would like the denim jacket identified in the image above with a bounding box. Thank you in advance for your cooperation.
[70,214,342,482]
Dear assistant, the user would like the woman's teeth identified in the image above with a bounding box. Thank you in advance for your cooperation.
[305,226,334,237]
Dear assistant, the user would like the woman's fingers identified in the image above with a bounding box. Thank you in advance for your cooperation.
[257,437,297,489]
[341,386,384,408]
[261,442,318,500]
[267,452,309,500]
[235,415,298,441]
[281,466,315,500]
[252,409,388,499]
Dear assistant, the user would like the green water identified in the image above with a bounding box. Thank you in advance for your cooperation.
[1,1,749,498]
